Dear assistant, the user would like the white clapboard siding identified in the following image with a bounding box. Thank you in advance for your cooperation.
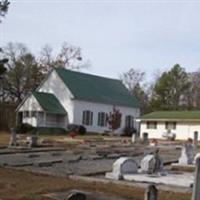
[140,121,200,140]
[45,114,66,128]
[38,71,74,123]
[73,100,140,134]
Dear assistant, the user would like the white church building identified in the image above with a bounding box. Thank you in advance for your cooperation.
[17,68,140,134]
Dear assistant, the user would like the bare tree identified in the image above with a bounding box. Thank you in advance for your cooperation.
[39,44,54,74]
[1,41,90,103]
[120,68,149,113]
[186,70,200,108]
[56,42,82,68]
[39,42,89,74]
[2,43,43,103]
[120,68,145,91]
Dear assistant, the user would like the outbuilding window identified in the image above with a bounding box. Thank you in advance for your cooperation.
[98,112,107,127]
[165,122,176,130]
[147,121,157,129]
[125,115,134,128]
[82,110,93,126]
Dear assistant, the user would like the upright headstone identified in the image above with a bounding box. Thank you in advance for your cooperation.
[141,154,155,174]
[192,155,200,200]
[153,149,163,173]
[193,131,198,150]
[194,153,200,164]
[141,150,163,174]
[9,128,17,146]
[143,132,149,144]
[179,146,188,165]
[105,157,138,180]
[144,185,158,200]
[27,136,38,148]
[132,134,137,143]
[179,141,194,165]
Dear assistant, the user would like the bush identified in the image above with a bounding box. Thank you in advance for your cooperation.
[31,127,67,135]
[78,125,86,135]
[122,127,137,137]
[15,123,34,134]
[67,124,86,135]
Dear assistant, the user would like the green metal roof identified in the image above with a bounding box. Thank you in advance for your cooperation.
[55,68,139,108]
[32,91,66,114]
[139,111,200,121]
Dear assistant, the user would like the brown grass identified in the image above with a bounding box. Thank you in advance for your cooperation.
[0,167,191,200]
[0,133,193,200]
[0,132,10,147]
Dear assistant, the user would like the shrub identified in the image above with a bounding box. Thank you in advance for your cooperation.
[78,125,86,135]
[15,123,34,134]
[122,127,137,137]
[107,107,122,132]
[67,124,86,135]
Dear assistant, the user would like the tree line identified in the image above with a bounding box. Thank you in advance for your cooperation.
[0,42,88,103]
[1,42,200,114]
[1,0,200,114]
[121,64,200,113]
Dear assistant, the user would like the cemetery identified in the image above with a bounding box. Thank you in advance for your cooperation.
[0,130,199,200]
[1,1,200,199]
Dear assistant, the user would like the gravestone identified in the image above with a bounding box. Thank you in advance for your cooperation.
[141,149,163,174]
[115,157,138,174]
[143,132,149,144]
[105,157,138,180]
[144,185,158,200]
[194,153,200,164]
[178,142,194,165]
[192,155,200,200]
[141,155,155,174]
[193,131,198,150]
[132,134,137,143]
[178,146,188,165]
[27,136,38,148]
[67,190,87,200]
[153,149,163,173]
[9,128,17,146]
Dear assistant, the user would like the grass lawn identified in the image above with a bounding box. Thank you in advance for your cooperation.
[0,167,191,200]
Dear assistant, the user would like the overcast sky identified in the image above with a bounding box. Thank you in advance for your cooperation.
[1,0,200,81]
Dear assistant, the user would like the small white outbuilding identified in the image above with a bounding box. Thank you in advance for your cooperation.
[138,111,200,140]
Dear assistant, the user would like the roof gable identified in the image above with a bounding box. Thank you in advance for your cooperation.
[32,92,66,114]
[55,68,139,108]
